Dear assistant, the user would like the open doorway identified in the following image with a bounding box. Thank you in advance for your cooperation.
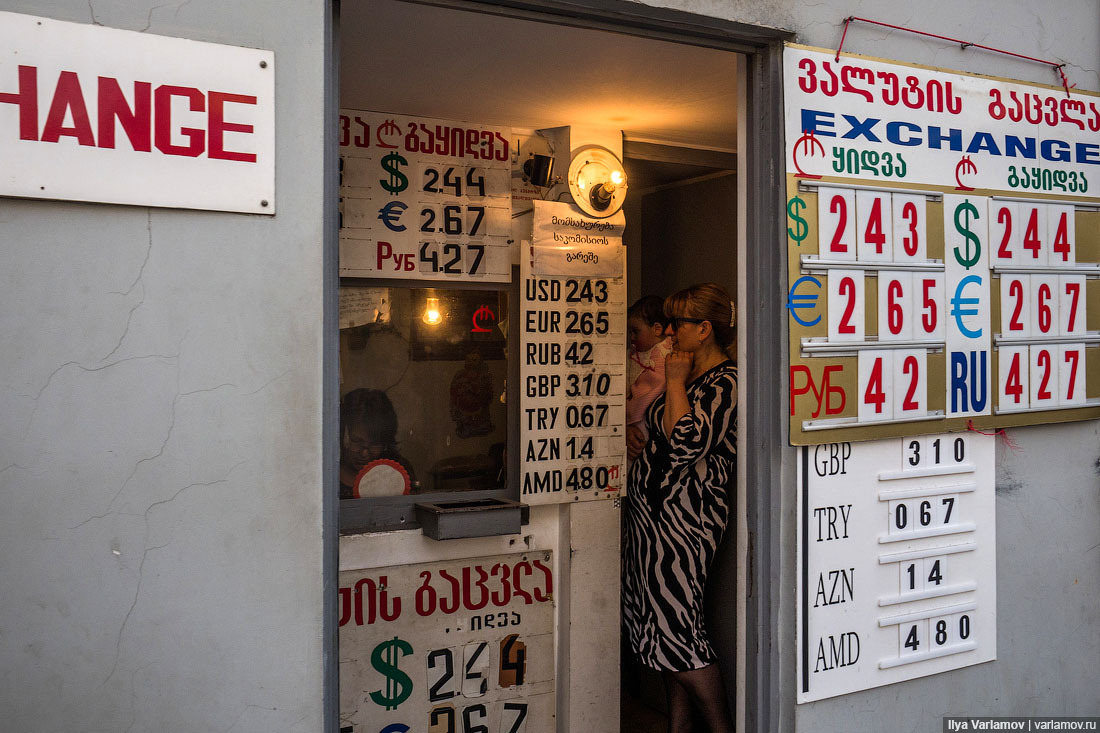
[336,1,743,729]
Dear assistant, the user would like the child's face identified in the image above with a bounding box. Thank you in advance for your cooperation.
[628,315,664,352]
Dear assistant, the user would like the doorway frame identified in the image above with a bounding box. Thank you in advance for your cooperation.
[322,2,793,731]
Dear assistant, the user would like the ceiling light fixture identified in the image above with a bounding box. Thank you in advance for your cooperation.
[567,145,628,218]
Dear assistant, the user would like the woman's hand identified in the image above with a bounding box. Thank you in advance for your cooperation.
[626,424,647,459]
[665,349,694,385]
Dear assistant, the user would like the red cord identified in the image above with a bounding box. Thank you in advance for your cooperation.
[836,16,1075,97]
[966,419,1021,452]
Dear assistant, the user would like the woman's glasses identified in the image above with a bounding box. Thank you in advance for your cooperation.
[670,317,706,329]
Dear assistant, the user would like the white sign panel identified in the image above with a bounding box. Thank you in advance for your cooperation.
[0,11,274,214]
[339,553,555,733]
[784,45,1100,194]
[519,201,626,504]
[797,434,996,703]
[338,110,513,282]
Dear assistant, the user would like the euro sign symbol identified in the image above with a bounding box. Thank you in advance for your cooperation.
[378,201,407,232]
[786,275,821,327]
[953,200,982,269]
[380,152,409,195]
[950,274,983,339]
[369,636,413,710]
[787,197,808,244]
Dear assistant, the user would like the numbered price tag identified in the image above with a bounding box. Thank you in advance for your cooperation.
[1060,275,1086,335]
[914,274,944,341]
[990,201,1021,267]
[997,345,1030,410]
[1019,204,1049,266]
[828,271,865,342]
[878,273,913,341]
[1028,345,1060,409]
[999,275,1033,337]
[1030,275,1060,337]
[1001,275,1086,339]
[892,194,927,263]
[1024,343,1086,409]
[856,191,893,262]
[819,189,857,261]
[1048,205,1076,265]
[894,611,974,663]
[892,350,927,418]
[902,434,969,471]
[889,497,961,539]
[858,350,927,423]
[418,241,502,278]
[993,202,1075,268]
[897,554,949,594]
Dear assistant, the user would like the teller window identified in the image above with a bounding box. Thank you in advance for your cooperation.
[339,279,517,532]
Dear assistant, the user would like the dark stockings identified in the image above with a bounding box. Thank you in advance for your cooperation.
[663,664,734,733]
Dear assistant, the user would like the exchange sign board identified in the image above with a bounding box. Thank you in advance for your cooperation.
[0,11,274,214]
[784,43,1100,444]
[797,433,996,702]
[519,201,627,504]
[339,110,513,283]
[339,553,555,733]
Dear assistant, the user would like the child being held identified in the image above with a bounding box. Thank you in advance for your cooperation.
[626,295,673,461]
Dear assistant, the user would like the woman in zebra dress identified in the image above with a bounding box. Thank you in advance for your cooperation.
[623,282,737,733]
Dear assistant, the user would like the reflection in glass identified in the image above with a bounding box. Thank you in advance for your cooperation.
[339,285,508,499]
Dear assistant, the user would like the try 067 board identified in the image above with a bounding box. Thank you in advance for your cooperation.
[784,44,1100,445]
[797,434,996,702]
[339,553,555,733]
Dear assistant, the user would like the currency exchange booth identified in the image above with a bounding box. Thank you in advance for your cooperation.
[331,1,764,730]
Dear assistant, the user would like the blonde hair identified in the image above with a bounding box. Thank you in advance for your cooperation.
[663,282,737,360]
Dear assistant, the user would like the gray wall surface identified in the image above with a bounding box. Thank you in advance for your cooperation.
[0,1,328,731]
[635,0,1100,728]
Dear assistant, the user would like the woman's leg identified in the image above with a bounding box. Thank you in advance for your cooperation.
[667,664,734,733]
[662,671,695,733]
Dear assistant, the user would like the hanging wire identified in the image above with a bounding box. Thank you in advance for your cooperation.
[836,16,1076,97]
[966,420,1021,452]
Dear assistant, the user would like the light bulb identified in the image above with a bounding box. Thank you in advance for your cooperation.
[422,297,443,326]
[610,170,624,186]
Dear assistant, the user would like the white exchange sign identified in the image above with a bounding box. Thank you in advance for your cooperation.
[784,44,1100,194]
[0,11,274,214]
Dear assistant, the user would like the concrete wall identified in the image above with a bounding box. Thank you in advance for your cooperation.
[0,2,328,731]
[637,0,1100,728]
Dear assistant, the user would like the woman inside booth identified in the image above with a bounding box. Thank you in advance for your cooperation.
[622,282,738,733]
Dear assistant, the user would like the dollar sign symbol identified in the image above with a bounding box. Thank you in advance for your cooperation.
[369,636,413,710]
[379,152,409,195]
[953,200,982,269]
[787,196,808,245]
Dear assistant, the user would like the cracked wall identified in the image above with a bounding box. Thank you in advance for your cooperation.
[0,1,327,732]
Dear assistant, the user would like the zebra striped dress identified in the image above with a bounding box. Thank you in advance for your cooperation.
[622,361,737,672]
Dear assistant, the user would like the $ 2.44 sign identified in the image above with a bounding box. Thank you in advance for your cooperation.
[366,634,536,733]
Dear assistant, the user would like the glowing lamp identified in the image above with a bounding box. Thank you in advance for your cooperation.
[567,145,628,218]
[422,296,443,326]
